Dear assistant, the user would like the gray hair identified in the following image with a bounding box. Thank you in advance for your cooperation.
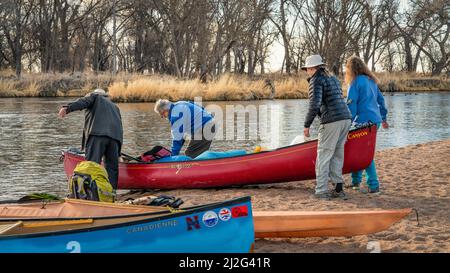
[154,99,172,114]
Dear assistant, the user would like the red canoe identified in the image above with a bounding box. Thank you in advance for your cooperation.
[62,125,377,189]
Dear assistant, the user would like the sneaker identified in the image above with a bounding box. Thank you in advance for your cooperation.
[345,183,361,190]
[330,190,349,200]
[314,192,331,200]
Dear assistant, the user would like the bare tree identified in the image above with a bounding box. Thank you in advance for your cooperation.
[270,0,290,73]
[1,0,35,77]
[358,0,399,71]
[0,0,447,77]
[411,0,449,75]
[299,0,366,75]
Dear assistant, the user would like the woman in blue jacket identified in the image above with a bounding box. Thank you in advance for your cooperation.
[345,56,389,194]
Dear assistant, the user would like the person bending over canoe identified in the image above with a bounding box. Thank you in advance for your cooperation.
[58,89,123,190]
[154,99,216,158]
[345,56,389,194]
[302,55,352,200]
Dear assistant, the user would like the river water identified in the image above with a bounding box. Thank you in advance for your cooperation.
[0,92,449,200]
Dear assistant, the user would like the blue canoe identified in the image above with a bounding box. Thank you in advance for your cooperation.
[0,197,254,253]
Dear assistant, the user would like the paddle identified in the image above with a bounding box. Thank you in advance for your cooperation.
[120,152,143,162]
[0,193,60,205]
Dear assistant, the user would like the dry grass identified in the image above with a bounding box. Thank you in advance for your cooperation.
[0,71,121,97]
[376,72,450,92]
[1,70,449,100]
[0,79,16,96]
[274,76,309,99]
[0,69,15,78]
[109,75,202,102]
[109,73,310,102]
[21,80,40,96]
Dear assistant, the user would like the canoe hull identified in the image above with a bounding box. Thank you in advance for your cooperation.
[0,198,254,253]
[253,209,412,238]
[63,125,377,189]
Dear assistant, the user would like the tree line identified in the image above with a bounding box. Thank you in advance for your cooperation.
[0,0,448,78]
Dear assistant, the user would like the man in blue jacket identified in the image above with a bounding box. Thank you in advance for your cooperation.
[302,55,352,200]
[154,99,216,158]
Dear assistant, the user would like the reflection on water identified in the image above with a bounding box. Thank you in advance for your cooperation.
[0,92,449,200]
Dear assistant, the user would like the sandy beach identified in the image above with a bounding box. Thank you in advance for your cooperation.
[117,139,450,253]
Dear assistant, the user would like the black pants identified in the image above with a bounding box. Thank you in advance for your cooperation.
[185,124,216,158]
[85,135,120,190]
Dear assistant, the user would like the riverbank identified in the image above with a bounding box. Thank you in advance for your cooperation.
[0,70,449,101]
[117,139,450,253]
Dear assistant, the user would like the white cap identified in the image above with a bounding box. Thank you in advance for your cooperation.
[92,88,108,96]
[301,55,326,70]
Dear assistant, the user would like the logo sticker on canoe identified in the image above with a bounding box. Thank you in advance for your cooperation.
[231,205,248,218]
[186,215,201,231]
[218,208,232,221]
[202,211,218,227]
[171,163,200,174]
[348,131,368,140]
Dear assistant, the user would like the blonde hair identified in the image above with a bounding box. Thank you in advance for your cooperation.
[345,56,378,85]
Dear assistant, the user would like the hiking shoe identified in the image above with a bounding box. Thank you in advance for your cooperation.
[314,192,331,200]
[330,190,349,200]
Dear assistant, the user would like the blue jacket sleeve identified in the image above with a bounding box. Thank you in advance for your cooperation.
[346,82,358,121]
[169,105,186,156]
[376,87,388,121]
[171,138,185,156]
[170,122,185,156]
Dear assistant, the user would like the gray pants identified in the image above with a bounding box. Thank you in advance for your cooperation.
[85,135,120,190]
[315,119,352,194]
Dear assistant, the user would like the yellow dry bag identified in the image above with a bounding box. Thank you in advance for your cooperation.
[69,161,115,203]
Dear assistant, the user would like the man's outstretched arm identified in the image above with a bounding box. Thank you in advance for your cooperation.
[58,94,97,118]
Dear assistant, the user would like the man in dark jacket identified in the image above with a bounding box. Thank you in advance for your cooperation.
[58,89,123,190]
[302,55,352,200]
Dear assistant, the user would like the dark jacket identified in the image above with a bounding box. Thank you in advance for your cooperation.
[304,68,352,128]
[66,93,123,152]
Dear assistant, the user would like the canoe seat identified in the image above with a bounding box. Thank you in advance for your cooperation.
[0,221,23,235]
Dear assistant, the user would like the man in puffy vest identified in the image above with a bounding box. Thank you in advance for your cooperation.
[58,89,123,190]
[302,55,352,200]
